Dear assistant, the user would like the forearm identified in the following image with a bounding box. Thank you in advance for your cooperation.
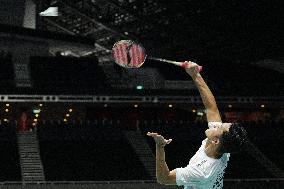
[156,144,170,183]
[192,74,218,110]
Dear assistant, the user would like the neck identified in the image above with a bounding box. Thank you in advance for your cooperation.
[205,140,222,159]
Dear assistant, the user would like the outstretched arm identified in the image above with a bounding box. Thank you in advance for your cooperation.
[147,132,176,185]
[184,61,222,122]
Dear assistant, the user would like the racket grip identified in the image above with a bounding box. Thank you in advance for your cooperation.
[198,66,203,72]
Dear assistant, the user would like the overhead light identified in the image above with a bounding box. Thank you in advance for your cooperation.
[64,118,67,122]
[261,104,265,108]
[197,112,204,116]
[134,104,138,108]
[192,109,196,113]
[228,105,232,108]
[33,109,41,114]
[39,104,43,107]
[168,104,173,108]
[69,109,73,112]
[136,85,143,90]
[5,104,10,107]
[66,114,70,117]
[5,109,9,112]
[39,7,58,17]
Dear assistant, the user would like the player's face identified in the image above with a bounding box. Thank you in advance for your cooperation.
[205,123,231,140]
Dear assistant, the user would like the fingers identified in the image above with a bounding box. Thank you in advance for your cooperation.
[147,132,162,138]
[183,61,198,67]
[166,139,172,144]
[147,132,172,144]
[147,132,158,137]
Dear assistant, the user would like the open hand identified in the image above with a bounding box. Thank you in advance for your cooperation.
[147,132,172,147]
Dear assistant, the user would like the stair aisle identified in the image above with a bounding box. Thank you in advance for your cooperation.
[123,130,156,179]
[17,131,45,182]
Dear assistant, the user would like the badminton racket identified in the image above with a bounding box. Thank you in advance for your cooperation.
[112,40,202,72]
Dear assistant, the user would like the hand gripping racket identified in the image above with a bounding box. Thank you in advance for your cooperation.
[112,40,202,72]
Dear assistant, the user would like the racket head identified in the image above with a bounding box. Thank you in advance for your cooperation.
[112,40,147,68]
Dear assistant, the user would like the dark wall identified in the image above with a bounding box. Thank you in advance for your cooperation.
[0,0,26,27]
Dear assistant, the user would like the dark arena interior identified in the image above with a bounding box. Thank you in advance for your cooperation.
[0,0,283,189]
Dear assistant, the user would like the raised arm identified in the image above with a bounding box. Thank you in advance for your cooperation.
[147,132,176,185]
[184,61,222,122]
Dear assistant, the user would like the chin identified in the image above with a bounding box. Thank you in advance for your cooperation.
[205,129,209,137]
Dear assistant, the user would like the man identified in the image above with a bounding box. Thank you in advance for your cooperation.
[147,61,247,189]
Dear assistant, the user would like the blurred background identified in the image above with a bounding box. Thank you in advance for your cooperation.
[0,0,283,188]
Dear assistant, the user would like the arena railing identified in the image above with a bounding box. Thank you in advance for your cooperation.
[0,179,283,189]
[0,94,283,104]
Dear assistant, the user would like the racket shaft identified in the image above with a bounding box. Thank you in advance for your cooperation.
[149,57,202,72]
[149,57,181,65]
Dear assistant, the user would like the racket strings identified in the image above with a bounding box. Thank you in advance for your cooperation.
[113,40,146,68]
[126,43,134,66]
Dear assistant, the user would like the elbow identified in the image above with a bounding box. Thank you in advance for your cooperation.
[156,176,165,185]
[157,178,165,185]
[157,177,169,185]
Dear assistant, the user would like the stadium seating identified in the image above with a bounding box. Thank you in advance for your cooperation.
[0,123,21,181]
[37,122,151,181]
[1,108,282,181]
[36,118,284,180]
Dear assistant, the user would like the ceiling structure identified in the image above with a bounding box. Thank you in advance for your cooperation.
[37,0,283,66]
[0,0,282,95]
[34,0,284,92]
[38,0,170,62]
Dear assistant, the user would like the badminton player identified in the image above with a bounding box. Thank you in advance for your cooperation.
[147,61,247,189]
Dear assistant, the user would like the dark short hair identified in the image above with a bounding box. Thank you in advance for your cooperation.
[219,123,248,154]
